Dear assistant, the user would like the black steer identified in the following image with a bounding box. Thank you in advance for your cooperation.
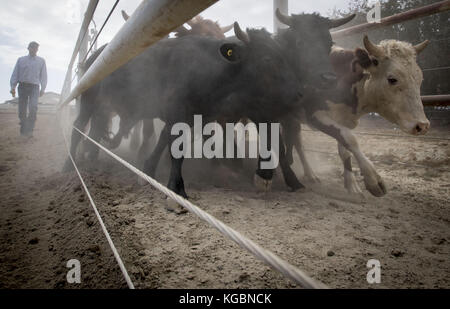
[63,23,303,198]
[252,10,356,189]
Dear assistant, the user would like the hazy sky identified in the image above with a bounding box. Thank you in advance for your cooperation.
[0,0,353,104]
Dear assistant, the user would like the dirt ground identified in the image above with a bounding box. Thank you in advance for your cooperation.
[0,109,449,289]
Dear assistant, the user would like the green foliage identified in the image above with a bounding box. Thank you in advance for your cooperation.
[330,0,449,95]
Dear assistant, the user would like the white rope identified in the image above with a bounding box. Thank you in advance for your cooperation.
[58,115,135,289]
[68,125,326,289]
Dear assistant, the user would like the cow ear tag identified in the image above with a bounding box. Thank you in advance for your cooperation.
[227,49,233,57]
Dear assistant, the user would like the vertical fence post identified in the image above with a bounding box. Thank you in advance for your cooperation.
[59,0,99,107]
[76,30,89,112]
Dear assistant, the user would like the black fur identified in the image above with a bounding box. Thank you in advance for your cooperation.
[64,29,303,197]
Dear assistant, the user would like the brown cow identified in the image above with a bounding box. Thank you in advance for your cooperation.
[121,10,233,38]
[174,15,233,39]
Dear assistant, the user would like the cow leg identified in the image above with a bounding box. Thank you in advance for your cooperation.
[212,119,244,173]
[167,156,187,198]
[107,130,123,149]
[278,132,305,191]
[139,125,188,214]
[281,118,319,183]
[280,119,298,166]
[254,123,274,191]
[62,99,97,172]
[166,129,189,213]
[309,112,386,197]
[142,123,167,178]
[254,125,304,192]
[165,150,188,214]
[337,142,363,195]
[85,110,110,160]
[107,116,133,149]
[293,126,320,183]
[129,120,143,150]
[138,119,156,164]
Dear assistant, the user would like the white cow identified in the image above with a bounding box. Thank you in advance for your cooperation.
[291,35,430,196]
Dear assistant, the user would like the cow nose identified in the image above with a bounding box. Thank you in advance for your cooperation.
[320,72,337,88]
[413,121,430,135]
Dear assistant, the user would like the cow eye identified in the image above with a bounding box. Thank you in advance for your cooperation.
[388,77,398,85]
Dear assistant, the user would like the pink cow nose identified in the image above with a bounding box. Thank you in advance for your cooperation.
[413,121,430,135]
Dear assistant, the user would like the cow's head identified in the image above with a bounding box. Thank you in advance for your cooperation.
[122,10,232,39]
[175,16,233,39]
[276,9,355,89]
[361,35,430,135]
[219,23,302,117]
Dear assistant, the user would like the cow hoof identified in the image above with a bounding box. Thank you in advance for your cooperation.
[287,180,305,192]
[364,175,387,197]
[253,174,272,192]
[165,197,188,214]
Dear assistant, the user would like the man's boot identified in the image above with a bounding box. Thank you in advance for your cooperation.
[24,118,33,138]
[19,121,27,136]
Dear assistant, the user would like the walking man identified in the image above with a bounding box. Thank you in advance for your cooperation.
[10,41,47,137]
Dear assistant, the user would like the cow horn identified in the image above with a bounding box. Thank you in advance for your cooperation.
[221,24,233,34]
[413,40,429,54]
[234,22,250,44]
[329,14,355,29]
[363,35,384,58]
[121,10,129,21]
[275,8,293,27]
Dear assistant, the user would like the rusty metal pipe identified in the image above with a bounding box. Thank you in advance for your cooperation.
[331,0,450,38]
[422,94,450,107]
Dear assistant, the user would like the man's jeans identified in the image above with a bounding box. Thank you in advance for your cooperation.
[18,83,39,134]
